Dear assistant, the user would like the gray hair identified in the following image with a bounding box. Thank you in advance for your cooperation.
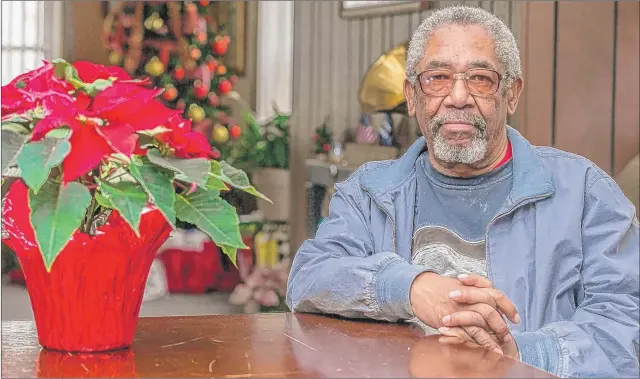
[406,5,521,87]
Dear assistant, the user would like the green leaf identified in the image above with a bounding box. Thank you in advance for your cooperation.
[52,58,84,89]
[1,129,29,173]
[147,149,210,188]
[94,191,115,209]
[99,181,148,235]
[175,189,246,249]
[1,121,30,134]
[212,161,272,203]
[136,126,172,136]
[84,78,114,96]
[17,139,71,193]
[29,181,92,271]
[45,127,71,139]
[220,245,238,266]
[128,158,176,227]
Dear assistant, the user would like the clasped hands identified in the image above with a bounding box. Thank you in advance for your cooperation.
[409,272,520,359]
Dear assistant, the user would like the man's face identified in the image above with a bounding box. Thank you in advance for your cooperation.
[404,24,523,168]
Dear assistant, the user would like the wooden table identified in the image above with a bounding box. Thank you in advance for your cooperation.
[2,313,555,378]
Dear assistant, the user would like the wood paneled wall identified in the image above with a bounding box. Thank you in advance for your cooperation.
[289,1,521,249]
[517,1,639,176]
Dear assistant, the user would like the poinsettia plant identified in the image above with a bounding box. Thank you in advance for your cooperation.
[1,59,270,271]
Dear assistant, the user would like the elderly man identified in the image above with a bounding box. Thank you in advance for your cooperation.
[286,5,639,378]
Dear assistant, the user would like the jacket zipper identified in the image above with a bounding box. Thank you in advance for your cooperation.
[362,185,397,254]
[484,192,552,283]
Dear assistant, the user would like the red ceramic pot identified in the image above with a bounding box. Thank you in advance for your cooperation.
[1,180,172,352]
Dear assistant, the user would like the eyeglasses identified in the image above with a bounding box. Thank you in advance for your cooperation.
[416,68,502,97]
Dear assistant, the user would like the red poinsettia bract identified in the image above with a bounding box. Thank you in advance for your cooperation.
[1,60,215,183]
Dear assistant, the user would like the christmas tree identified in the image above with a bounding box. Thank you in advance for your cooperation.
[102,0,242,160]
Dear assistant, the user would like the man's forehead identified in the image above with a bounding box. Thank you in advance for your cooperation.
[417,24,500,71]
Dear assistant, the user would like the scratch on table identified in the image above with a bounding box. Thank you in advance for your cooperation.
[161,336,204,348]
[208,359,216,373]
[80,364,89,373]
[245,352,251,371]
[211,339,225,343]
[282,333,317,351]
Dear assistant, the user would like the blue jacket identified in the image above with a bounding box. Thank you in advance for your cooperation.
[286,127,640,378]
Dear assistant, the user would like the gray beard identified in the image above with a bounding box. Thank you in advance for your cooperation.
[427,111,488,164]
[432,132,487,164]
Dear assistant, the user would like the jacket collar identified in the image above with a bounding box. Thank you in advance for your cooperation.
[360,126,555,207]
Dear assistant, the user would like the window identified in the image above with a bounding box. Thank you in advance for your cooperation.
[1,1,63,85]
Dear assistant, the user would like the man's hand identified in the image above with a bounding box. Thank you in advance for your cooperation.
[438,325,520,359]
[410,272,520,354]
[436,273,520,359]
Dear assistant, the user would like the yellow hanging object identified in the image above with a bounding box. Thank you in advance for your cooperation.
[188,104,206,123]
[358,41,409,114]
[211,124,229,144]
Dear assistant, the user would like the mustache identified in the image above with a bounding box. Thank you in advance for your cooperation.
[429,111,487,133]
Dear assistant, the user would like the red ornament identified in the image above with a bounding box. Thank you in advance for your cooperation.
[213,39,228,55]
[163,85,178,101]
[199,0,210,6]
[174,66,185,81]
[193,80,208,99]
[323,143,330,152]
[230,124,241,139]
[2,181,172,352]
[218,80,232,94]
[207,60,217,73]
[313,134,319,141]
[208,92,219,107]
[177,99,186,110]
[230,75,238,84]
[211,148,221,159]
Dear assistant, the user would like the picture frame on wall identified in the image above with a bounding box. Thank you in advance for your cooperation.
[340,1,432,19]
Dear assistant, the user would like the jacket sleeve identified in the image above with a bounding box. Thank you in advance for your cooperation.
[285,181,429,322]
[514,176,640,378]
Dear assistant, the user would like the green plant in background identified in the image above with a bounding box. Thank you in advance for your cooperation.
[313,116,333,155]
[228,109,290,171]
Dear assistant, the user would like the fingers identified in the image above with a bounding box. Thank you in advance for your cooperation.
[443,303,513,343]
[457,273,493,288]
[463,326,504,354]
[449,288,520,324]
[438,326,471,343]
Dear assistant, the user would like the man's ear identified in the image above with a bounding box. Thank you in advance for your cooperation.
[506,77,524,115]
[404,79,416,117]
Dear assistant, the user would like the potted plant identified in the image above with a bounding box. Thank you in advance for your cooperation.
[0,59,268,352]
[227,109,290,221]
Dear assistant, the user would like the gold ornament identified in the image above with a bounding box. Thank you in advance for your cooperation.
[359,41,409,114]
[188,104,206,122]
[144,12,164,31]
[108,51,122,65]
[211,124,229,144]
[144,56,165,77]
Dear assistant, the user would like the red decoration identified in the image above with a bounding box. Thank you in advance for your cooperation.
[323,143,330,152]
[193,80,208,99]
[199,0,210,6]
[174,66,185,81]
[213,40,228,55]
[207,59,217,73]
[218,80,232,94]
[1,181,172,352]
[163,85,178,101]
[230,124,241,139]
[230,75,238,84]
